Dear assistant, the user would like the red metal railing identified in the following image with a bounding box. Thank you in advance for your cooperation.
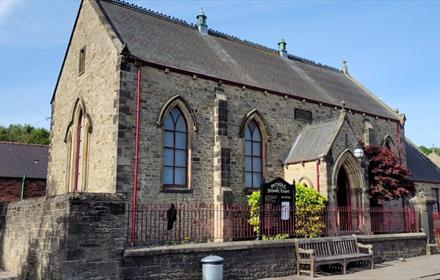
[370,207,419,233]
[127,204,420,246]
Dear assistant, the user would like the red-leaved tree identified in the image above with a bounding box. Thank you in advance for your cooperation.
[365,145,415,206]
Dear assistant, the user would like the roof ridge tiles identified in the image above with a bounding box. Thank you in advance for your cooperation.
[103,0,341,73]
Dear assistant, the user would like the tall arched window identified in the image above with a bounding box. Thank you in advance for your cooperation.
[163,107,188,187]
[244,120,262,188]
[74,110,84,192]
[64,99,92,193]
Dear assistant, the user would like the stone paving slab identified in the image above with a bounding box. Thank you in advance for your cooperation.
[262,254,440,280]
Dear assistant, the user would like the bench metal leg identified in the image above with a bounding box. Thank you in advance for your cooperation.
[297,261,300,276]
[371,257,374,269]
[343,260,347,275]
[310,260,315,278]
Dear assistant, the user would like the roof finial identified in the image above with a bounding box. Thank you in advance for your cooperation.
[342,60,349,75]
[278,38,288,58]
[196,8,208,34]
[341,100,346,112]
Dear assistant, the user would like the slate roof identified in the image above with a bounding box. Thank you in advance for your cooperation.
[97,0,398,120]
[0,142,49,179]
[405,139,440,183]
[284,118,342,164]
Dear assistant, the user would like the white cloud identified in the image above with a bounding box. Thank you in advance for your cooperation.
[0,1,17,21]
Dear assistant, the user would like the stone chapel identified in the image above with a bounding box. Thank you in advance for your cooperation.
[47,0,440,212]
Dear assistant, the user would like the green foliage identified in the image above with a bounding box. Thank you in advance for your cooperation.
[0,124,50,145]
[295,183,327,238]
[246,183,327,239]
[262,234,289,240]
[247,191,261,236]
[419,145,440,156]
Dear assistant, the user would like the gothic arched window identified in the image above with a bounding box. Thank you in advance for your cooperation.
[163,107,188,187]
[364,120,375,146]
[74,110,84,192]
[65,99,92,193]
[244,120,262,188]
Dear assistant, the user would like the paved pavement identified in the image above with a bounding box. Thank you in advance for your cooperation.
[263,254,440,280]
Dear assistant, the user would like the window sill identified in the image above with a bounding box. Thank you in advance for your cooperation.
[161,187,193,194]
[243,187,260,194]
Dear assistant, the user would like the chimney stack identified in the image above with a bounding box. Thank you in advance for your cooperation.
[278,38,288,58]
[196,8,208,34]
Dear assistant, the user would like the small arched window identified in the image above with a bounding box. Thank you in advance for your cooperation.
[364,120,375,146]
[383,135,395,154]
[163,107,188,187]
[244,120,262,188]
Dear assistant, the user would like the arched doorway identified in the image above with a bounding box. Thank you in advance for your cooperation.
[332,150,366,233]
[336,166,352,231]
[337,166,350,207]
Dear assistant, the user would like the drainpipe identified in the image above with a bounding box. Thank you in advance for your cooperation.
[20,174,26,200]
[131,64,141,245]
[316,160,320,193]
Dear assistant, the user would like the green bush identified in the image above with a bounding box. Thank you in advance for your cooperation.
[247,191,261,237]
[247,183,327,239]
[295,183,327,238]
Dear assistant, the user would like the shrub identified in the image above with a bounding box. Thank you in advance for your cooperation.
[247,183,327,239]
[295,183,327,238]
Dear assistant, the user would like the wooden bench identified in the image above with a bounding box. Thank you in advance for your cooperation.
[294,236,373,277]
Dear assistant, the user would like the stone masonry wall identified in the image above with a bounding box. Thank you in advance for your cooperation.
[122,240,295,280]
[116,64,401,204]
[357,233,427,262]
[122,233,427,280]
[0,178,46,202]
[48,0,120,195]
[0,193,126,280]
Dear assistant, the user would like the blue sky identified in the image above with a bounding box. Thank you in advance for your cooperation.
[0,0,439,147]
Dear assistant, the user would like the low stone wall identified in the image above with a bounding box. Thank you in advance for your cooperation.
[357,233,427,262]
[123,233,427,280]
[0,193,126,280]
[0,194,428,280]
[123,240,295,280]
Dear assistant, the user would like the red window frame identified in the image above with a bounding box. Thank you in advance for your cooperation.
[163,107,188,188]
[74,110,83,192]
[244,120,263,188]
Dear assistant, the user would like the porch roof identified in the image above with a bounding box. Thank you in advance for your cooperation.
[284,118,342,164]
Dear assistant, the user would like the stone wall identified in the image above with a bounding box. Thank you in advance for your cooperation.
[47,0,121,195]
[0,178,46,202]
[117,63,402,205]
[0,193,126,280]
[357,233,427,262]
[0,196,427,280]
[123,240,295,280]
[122,233,427,280]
